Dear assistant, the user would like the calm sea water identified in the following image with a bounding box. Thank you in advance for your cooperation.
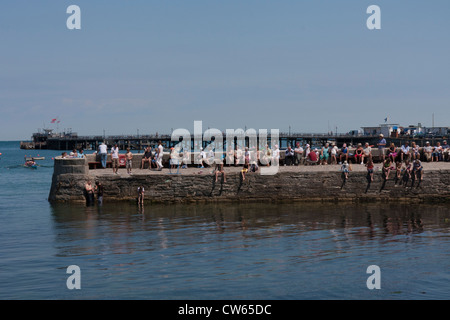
[0,141,449,300]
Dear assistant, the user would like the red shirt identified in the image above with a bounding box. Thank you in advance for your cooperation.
[308,151,317,162]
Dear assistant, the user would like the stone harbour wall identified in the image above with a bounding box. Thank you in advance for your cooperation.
[48,157,450,204]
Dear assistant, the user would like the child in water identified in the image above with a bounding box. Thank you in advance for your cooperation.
[137,186,145,205]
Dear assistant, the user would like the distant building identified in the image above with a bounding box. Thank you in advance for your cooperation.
[361,123,449,137]
[361,124,400,137]
[424,126,450,136]
[402,124,425,136]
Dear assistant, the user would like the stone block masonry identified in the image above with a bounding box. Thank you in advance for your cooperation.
[48,156,450,204]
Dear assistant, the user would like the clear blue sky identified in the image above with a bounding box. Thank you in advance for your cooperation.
[1,0,449,140]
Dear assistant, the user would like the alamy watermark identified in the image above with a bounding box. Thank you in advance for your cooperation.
[366,265,381,290]
[66,265,81,290]
[66,5,381,31]
[169,121,281,175]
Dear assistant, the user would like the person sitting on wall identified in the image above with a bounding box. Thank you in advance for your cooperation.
[412,159,423,181]
[432,142,443,162]
[240,160,249,181]
[151,147,159,169]
[226,146,234,167]
[206,147,215,166]
[215,161,227,183]
[423,142,433,162]
[362,142,372,164]
[341,160,350,180]
[261,144,272,167]
[285,145,294,166]
[272,145,280,166]
[366,159,374,182]
[305,147,318,165]
[354,143,364,164]
[400,141,411,162]
[141,146,152,169]
[70,149,78,158]
[294,142,304,165]
[382,158,393,180]
[339,143,349,164]
[442,140,449,161]
[197,148,207,168]
[330,144,338,165]
[78,149,86,158]
[411,142,420,161]
[249,147,259,172]
[319,143,330,165]
[181,150,190,169]
[388,143,397,163]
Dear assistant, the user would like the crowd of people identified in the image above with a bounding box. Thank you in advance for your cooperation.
[287,136,449,167]
[75,136,448,204]
[78,136,449,179]
[60,148,87,159]
[66,136,449,172]
[75,135,450,205]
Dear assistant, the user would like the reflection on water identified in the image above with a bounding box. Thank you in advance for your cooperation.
[1,142,447,299]
[48,202,450,300]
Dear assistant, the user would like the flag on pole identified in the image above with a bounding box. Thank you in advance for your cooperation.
[51,118,57,123]
[384,117,388,123]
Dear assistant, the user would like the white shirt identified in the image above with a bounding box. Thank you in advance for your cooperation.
[273,148,280,159]
[99,144,107,154]
[363,146,372,155]
[111,147,119,159]
[158,144,164,159]
[331,146,338,155]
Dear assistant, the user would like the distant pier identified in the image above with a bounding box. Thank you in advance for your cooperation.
[21,131,448,151]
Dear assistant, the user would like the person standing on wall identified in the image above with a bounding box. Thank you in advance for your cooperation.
[156,140,164,171]
[377,134,386,162]
[98,142,108,168]
[111,143,120,174]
